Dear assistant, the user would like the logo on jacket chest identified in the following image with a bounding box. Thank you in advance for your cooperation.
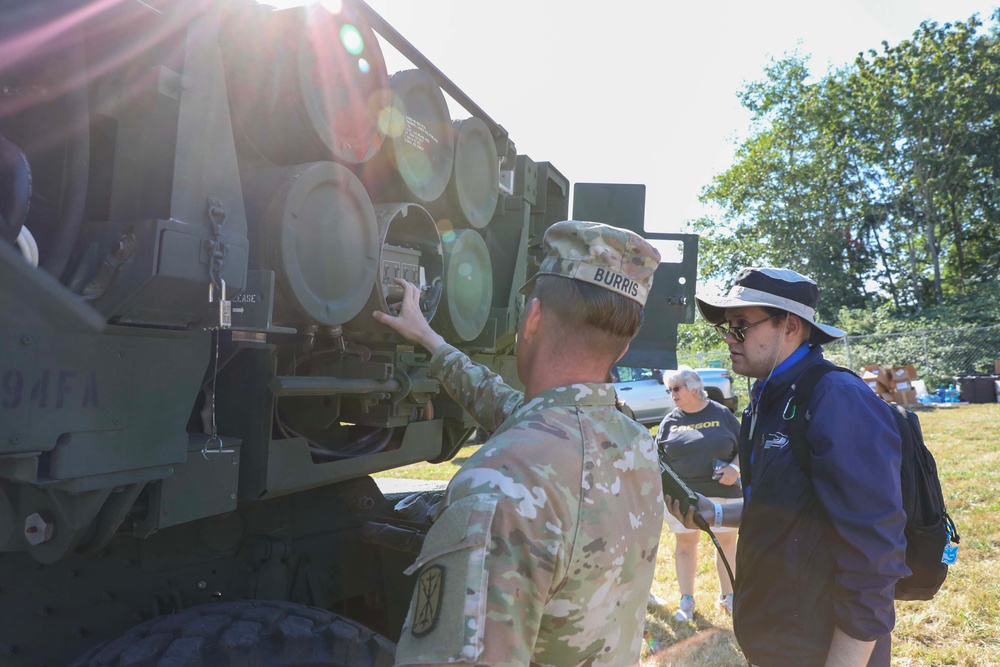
[763,431,789,450]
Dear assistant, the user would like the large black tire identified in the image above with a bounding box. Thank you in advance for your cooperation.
[705,388,739,413]
[68,600,395,667]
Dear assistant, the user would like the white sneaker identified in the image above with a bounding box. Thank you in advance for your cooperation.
[648,591,669,608]
[716,593,733,615]
[674,595,695,622]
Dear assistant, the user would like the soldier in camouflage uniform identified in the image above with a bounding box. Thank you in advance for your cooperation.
[375,220,664,667]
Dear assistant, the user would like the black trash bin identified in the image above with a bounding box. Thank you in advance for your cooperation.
[953,374,1000,403]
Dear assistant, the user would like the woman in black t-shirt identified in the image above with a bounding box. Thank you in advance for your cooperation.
[650,368,741,622]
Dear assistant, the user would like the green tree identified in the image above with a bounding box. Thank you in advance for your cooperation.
[697,12,1000,316]
[852,16,1000,305]
[697,54,871,320]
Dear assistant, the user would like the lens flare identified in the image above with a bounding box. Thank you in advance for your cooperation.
[340,24,364,55]
[399,151,433,188]
[458,262,473,278]
[319,0,343,13]
[377,105,406,138]
[438,219,456,244]
[358,58,370,74]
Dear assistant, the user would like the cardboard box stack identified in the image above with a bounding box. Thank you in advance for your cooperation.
[889,365,918,408]
[861,363,920,408]
[861,364,894,402]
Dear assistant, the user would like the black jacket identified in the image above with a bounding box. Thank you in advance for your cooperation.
[733,347,908,667]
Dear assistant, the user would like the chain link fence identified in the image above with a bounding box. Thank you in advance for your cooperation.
[826,325,1000,392]
[678,324,1000,405]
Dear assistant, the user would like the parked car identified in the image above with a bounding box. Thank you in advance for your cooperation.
[696,368,741,413]
[612,367,739,426]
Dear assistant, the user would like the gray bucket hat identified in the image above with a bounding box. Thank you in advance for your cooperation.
[695,267,846,344]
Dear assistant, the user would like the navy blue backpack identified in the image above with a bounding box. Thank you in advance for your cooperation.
[785,363,960,601]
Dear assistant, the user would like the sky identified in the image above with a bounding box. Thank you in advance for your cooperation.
[362,0,999,235]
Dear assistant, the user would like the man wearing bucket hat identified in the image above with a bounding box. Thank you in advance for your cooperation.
[667,267,908,667]
[376,220,664,666]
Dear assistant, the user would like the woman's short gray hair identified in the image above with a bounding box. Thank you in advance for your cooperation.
[665,367,707,400]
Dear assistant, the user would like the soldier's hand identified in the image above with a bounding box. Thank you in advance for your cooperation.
[373,279,446,354]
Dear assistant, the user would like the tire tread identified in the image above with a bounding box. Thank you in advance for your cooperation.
[68,600,395,667]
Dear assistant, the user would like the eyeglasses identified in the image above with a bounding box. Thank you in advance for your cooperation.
[713,313,782,343]
[667,385,685,393]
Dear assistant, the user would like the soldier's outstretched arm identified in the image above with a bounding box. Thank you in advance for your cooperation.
[375,278,522,432]
[373,278,445,354]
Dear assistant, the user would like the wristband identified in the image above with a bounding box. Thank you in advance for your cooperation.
[713,502,724,528]
[727,462,740,474]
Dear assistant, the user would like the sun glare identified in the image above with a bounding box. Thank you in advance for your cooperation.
[257,0,343,12]
[340,24,364,55]
[438,219,456,244]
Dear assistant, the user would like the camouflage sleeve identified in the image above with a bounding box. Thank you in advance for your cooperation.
[395,444,566,666]
[428,343,524,433]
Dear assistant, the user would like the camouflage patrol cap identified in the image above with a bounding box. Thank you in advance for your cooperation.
[519,220,661,306]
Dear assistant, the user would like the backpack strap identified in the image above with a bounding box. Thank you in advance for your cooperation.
[785,362,856,475]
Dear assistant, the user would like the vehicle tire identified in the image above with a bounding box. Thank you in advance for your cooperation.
[706,388,739,414]
[67,600,395,667]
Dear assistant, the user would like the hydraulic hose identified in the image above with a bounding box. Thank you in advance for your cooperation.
[308,427,396,460]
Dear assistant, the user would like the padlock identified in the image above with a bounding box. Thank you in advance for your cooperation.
[217,279,232,329]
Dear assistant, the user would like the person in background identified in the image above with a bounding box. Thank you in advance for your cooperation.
[380,220,665,666]
[651,367,740,621]
[666,267,907,667]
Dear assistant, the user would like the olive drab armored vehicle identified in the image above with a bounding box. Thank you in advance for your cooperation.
[0,0,697,664]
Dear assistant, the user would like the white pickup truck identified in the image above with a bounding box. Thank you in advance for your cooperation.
[612,367,739,426]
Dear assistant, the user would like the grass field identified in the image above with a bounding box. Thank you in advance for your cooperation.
[374,403,1000,666]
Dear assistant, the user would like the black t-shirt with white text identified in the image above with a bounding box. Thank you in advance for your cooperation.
[656,400,741,498]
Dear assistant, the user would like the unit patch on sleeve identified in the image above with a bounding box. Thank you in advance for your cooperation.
[412,564,445,637]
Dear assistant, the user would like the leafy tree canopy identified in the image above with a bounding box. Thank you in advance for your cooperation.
[695,11,1000,323]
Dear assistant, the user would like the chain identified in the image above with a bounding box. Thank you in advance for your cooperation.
[206,197,228,290]
[202,197,233,458]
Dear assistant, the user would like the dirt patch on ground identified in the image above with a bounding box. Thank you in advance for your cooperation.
[646,627,743,666]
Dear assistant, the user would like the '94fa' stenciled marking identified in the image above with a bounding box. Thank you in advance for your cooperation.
[1,368,100,410]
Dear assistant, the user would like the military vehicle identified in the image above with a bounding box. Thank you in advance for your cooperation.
[0,0,698,664]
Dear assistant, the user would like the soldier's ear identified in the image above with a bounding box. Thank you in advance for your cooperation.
[522,297,543,339]
[615,342,630,364]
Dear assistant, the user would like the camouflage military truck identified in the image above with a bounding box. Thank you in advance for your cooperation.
[0,0,697,664]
